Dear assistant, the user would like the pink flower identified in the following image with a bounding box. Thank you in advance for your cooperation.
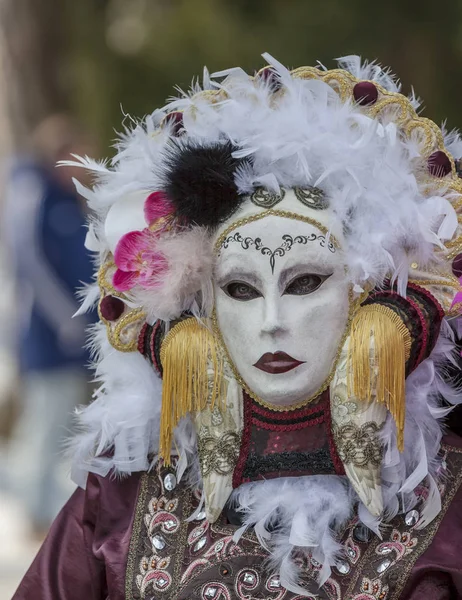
[144,191,174,228]
[113,229,168,292]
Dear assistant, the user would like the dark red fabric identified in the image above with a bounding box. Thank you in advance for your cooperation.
[402,433,462,600]
[12,471,141,600]
[12,435,462,599]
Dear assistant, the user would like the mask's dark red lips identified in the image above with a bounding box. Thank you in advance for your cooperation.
[253,351,305,374]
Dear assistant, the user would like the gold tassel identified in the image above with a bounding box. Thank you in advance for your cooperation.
[159,317,224,464]
[347,304,412,452]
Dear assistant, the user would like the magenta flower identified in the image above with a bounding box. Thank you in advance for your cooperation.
[113,229,168,292]
[144,191,174,228]
[112,191,175,292]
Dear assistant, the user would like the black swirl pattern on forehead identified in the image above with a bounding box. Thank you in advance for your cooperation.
[220,231,336,273]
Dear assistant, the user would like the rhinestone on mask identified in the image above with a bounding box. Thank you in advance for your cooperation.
[405,510,420,527]
[376,558,392,573]
[151,534,166,550]
[163,473,177,491]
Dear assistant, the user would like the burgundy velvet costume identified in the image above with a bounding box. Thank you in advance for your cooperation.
[13,433,462,600]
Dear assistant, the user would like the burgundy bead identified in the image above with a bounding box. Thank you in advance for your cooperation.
[428,151,452,177]
[163,111,184,136]
[452,254,462,278]
[353,81,378,106]
[257,66,282,91]
[100,295,125,321]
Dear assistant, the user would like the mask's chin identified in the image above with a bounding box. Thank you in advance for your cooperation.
[240,364,326,407]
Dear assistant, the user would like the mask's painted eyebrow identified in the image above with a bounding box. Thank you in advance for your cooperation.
[215,268,263,290]
[278,264,333,292]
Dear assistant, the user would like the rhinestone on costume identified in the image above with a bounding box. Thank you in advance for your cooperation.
[158,576,168,587]
[353,524,372,543]
[336,561,351,575]
[405,509,420,527]
[151,534,166,550]
[256,65,283,91]
[194,537,207,552]
[195,510,207,521]
[243,572,257,584]
[452,254,462,278]
[353,81,378,106]
[163,111,184,136]
[204,587,217,598]
[268,576,281,589]
[100,295,125,321]
[376,558,392,573]
[428,151,452,177]
[378,545,392,555]
[347,547,357,559]
[163,519,176,531]
[164,473,177,491]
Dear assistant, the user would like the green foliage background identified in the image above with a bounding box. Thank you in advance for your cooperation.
[65,0,462,152]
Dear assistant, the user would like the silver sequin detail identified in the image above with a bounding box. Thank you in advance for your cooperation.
[378,545,393,555]
[376,558,392,573]
[405,510,419,527]
[194,536,207,552]
[163,473,177,491]
[204,586,217,598]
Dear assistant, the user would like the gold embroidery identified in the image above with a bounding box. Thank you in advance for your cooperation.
[197,431,241,476]
[125,473,149,600]
[333,422,383,467]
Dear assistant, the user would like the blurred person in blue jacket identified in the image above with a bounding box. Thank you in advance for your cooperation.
[3,114,96,537]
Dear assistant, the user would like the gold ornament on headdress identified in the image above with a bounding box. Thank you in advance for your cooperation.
[347,304,412,451]
[159,317,225,464]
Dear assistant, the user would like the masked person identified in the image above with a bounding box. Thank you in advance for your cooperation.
[13,55,462,600]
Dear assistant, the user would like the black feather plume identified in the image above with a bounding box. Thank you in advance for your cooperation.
[161,139,249,228]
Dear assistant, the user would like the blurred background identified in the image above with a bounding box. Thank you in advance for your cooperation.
[1,0,462,596]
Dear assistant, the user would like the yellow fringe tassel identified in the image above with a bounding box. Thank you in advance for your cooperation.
[347,304,412,452]
[159,318,224,464]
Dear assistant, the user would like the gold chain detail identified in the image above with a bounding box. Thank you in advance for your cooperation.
[214,209,339,254]
[97,258,146,353]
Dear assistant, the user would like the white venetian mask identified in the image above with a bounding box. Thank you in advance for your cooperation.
[213,189,351,407]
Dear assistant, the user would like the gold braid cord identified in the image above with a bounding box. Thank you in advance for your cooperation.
[347,304,412,452]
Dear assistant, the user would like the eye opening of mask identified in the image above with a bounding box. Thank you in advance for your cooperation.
[283,272,332,296]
